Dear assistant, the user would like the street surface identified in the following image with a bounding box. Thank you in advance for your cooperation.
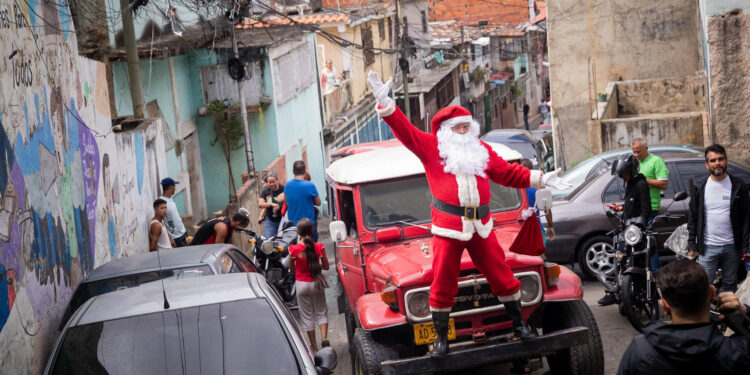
[310,219,638,375]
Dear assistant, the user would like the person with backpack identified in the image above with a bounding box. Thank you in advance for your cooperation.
[288,218,330,352]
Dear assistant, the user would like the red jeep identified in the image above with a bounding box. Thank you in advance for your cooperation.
[326,140,604,374]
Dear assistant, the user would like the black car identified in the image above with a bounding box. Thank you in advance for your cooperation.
[544,153,750,278]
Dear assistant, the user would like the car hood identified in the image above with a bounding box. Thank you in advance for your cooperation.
[365,225,543,288]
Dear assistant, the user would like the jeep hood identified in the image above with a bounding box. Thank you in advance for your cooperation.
[366,225,544,288]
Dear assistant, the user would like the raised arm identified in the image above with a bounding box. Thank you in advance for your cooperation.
[485,145,539,189]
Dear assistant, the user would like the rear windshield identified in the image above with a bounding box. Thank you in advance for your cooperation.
[360,175,522,229]
[67,266,212,322]
[51,299,301,375]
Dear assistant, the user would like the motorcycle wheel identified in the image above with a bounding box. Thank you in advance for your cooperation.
[620,274,658,332]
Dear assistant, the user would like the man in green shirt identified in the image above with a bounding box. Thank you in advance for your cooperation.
[632,138,669,272]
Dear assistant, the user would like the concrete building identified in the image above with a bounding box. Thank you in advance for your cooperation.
[546,0,705,166]
[0,0,168,371]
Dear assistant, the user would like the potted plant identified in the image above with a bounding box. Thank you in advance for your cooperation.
[597,91,607,102]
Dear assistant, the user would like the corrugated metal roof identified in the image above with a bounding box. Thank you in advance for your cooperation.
[238,13,350,29]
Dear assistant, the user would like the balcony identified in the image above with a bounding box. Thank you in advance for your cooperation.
[323,79,353,125]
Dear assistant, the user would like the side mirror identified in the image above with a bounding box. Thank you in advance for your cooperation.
[673,191,688,202]
[329,221,347,242]
[535,189,553,211]
[314,346,337,375]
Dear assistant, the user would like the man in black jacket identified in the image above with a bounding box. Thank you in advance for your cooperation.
[617,259,750,375]
[599,154,652,305]
[687,144,750,292]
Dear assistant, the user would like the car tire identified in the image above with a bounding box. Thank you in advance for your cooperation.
[352,328,398,375]
[344,308,357,355]
[578,236,616,279]
[543,300,605,375]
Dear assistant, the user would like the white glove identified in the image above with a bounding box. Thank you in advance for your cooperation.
[540,169,572,190]
[521,208,535,221]
[367,71,392,109]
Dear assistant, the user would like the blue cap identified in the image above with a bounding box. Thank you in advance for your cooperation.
[161,177,180,187]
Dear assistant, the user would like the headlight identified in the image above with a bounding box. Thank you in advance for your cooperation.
[407,292,431,319]
[624,225,643,245]
[261,240,276,254]
[519,276,540,303]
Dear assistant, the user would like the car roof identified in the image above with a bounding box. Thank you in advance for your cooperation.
[332,139,402,158]
[481,129,536,143]
[326,141,522,185]
[83,244,235,282]
[72,273,265,326]
[596,145,701,159]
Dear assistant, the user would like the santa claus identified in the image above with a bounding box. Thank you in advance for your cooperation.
[367,72,571,356]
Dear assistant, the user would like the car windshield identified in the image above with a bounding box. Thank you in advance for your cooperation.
[548,156,611,198]
[360,175,522,229]
[68,265,212,321]
[506,143,538,161]
[50,298,301,375]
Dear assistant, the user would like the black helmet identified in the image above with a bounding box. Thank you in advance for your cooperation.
[611,154,639,178]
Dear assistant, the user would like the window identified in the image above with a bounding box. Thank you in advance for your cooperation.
[403,16,408,36]
[421,11,428,33]
[218,253,240,274]
[338,190,358,238]
[361,25,375,67]
[728,165,750,184]
[378,19,385,40]
[602,177,625,203]
[229,249,256,272]
[388,17,394,47]
[51,299,302,375]
[675,161,708,193]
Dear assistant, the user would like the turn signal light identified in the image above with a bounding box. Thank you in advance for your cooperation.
[544,263,561,287]
[381,287,399,312]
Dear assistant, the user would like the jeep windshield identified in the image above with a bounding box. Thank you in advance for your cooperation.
[360,175,522,229]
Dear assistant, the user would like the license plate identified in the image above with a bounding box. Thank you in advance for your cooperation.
[413,319,457,345]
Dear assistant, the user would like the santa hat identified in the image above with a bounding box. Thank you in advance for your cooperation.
[430,105,474,134]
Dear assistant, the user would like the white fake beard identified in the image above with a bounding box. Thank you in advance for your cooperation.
[437,120,489,177]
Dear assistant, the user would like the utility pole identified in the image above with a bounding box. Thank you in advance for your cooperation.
[395,0,410,121]
[120,0,145,119]
[231,19,256,177]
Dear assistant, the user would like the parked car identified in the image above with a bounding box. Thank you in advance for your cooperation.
[544,153,750,279]
[58,244,256,329]
[326,140,603,374]
[46,273,337,375]
[548,144,703,198]
[481,129,546,170]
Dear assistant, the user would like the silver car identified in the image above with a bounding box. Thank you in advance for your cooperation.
[544,153,750,279]
[58,244,256,329]
[45,273,337,374]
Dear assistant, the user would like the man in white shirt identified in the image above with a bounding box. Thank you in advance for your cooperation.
[160,177,188,247]
[687,144,750,292]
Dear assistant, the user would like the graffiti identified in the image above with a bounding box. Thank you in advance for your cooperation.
[12,3,27,29]
[12,57,33,88]
[38,143,56,194]
[0,8,10,29]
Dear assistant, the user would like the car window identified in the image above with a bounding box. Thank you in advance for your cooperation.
[508,142,539,161]
[51,299,302,375]
[489,183,523,212]
[66,265,212,322]
[218,253,240,274]
[601,177,624,203]
[228,249,256,272]
[728,165,750,184]
[675,161,708,192]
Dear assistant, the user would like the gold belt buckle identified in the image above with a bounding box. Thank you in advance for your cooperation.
[464,206,478,221]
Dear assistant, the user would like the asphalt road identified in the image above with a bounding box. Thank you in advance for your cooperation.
[306,221,639,375]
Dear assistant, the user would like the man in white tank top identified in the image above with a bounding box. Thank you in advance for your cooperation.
[150,199,175,251]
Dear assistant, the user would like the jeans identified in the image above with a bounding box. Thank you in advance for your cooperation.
[523,115,529,131]
[173,233,189,247]
[699,244,738,292]
[647,212,661,273]
[264,219,281,238]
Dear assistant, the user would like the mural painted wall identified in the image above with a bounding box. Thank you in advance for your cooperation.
[0,0,167,371]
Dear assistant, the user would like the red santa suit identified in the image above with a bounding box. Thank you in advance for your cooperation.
[376,101,543,310]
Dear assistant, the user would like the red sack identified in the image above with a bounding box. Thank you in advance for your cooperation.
[508,213,545,256]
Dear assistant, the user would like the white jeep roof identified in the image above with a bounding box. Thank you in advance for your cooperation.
[326,141,522,185]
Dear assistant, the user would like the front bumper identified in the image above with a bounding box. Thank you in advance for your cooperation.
[380,327,589,375]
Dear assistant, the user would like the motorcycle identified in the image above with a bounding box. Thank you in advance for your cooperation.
[237,224,299,307]
[598,190,688,332]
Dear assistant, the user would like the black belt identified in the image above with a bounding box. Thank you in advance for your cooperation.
[432,198,490,221]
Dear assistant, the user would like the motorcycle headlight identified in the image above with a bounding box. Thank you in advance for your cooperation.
[519,276,540,303]
[407,292,431,319]
[261,240,276,255]
[624,225,643,245]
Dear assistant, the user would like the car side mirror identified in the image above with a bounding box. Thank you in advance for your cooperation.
[535,189,553,211]
[315,346,337,375]
[329,221,347,242]
[673,191,688,202]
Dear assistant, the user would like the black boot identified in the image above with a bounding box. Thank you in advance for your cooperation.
[429,311,450,357]
[502,299,535,341]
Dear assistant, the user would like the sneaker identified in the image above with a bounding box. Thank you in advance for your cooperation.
[598,293,617,306]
